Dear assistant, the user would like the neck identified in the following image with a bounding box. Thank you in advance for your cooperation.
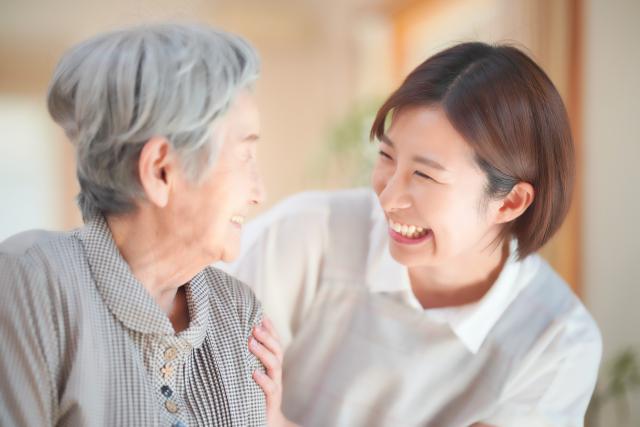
[408,239,509,309]
[106,208,208,314]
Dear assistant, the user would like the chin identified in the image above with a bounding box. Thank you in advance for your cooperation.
[219,246,240,264]
[389,244,440,268]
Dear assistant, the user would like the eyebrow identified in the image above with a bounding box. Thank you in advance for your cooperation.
[379,134,448,171]
[244,133,260,142]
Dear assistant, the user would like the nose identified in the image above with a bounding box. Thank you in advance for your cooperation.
[378,173,411,213]
[250,169,266,206]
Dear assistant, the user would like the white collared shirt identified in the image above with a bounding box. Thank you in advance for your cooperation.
[219,188,602,427]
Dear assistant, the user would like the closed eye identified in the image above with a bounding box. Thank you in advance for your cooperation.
[414,170,435,181]
[379,150,393,160]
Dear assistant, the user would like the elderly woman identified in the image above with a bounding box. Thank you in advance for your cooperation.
[0,24,285,427]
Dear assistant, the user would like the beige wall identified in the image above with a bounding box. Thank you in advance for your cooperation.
[0,0,388,233]
[583,0,640,424]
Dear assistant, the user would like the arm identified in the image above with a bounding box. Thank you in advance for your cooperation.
[229,275,296,427]
[0,253,57,426]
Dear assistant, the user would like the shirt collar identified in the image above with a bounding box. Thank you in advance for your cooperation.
[365,198,538,353]
[423,244,538,353]
[78,212,211,349]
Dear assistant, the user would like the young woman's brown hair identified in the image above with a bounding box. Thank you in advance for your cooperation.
[371,42,574,259]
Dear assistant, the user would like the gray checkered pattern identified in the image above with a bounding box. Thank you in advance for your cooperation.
[0,213,267,426]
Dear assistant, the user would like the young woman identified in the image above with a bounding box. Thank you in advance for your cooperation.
[225,42,602,426]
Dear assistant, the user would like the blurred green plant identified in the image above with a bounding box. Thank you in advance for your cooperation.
[586,347,640,427]
[315,98,383,186]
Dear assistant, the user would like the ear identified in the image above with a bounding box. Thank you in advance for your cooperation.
[138,137,175,208]
[494,181,535,224]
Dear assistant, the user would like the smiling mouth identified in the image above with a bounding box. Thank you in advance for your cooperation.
[230,215,245,226]
[388,218,429,239]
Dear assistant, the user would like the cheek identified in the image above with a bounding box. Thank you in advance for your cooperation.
[434,190,486,241]
[371,164,390,195]
[414,187,463,230]
[191,183,228,235]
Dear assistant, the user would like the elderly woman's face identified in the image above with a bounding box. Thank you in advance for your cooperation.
[172,90,264,263]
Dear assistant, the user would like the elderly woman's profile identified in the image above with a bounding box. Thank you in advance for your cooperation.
[0,23,285,426]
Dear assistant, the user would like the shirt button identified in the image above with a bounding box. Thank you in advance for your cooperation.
[165,400,178,413]
[172,421,187,427]
[164,347,178,361]
[160,385,173,398]
[160,364,174,380]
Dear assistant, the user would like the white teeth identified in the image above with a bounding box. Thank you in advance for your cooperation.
[230,215,245,225]
[389,219,428,239]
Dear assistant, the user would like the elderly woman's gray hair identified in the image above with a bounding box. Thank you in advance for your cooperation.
[47,23,260,219]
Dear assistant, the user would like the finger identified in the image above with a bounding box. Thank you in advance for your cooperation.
[249,336,282,377]
[250,336,281,377]
[261,316,281,341]
[253,324,283,359]
[252,369,278,403]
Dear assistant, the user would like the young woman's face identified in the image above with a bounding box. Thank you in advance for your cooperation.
[371,105,503,268]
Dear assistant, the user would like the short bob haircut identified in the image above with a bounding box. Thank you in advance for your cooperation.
[371,42,574,259]
[47,23,260,220]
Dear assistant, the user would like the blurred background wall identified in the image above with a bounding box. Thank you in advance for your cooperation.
[1,0,638,425]
[582,0,640,424]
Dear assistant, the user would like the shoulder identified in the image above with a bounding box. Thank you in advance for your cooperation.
[1,229,70,255]
[261,187,376,231]
[0,229,90,324]
[255,187,375,224]
[236,188,375,258]
[0,229,82,292]
[201,266,262,323]
[1,228,85,272]
[487,256,602,422]
[202,266,259,305]
[0,231,85,363]
[499,253,602,369]
[528,255,601,346]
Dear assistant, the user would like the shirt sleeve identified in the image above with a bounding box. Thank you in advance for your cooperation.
[0,252,57,427]
[218,192,329,349]
[481,318,602,427]
[226,274,268,427]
